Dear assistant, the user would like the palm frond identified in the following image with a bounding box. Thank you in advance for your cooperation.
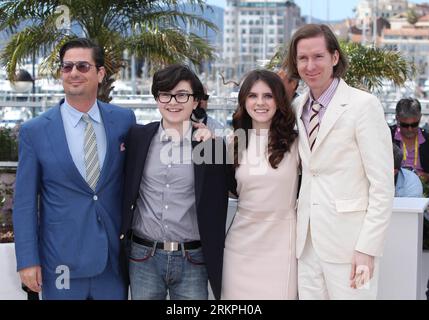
[0,0,59,30]
[0,18,65,81]
[0,0,217,102]
[342,42,416,92]
[125,28,214,66]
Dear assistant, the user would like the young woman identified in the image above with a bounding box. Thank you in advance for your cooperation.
[222,70,299,300]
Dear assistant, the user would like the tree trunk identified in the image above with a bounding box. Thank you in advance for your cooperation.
[97,72,115,103]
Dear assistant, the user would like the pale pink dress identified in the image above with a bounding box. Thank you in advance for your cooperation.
[222,131,299,300]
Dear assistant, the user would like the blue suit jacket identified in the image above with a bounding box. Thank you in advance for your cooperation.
[13,99,136,279]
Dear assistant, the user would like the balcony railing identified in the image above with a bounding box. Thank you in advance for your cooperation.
[1,93,429,127]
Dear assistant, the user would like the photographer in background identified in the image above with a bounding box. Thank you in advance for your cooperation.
[390,98,429,182]
[191,86,224,133]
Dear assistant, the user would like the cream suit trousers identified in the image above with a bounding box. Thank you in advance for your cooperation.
[298,231,379,300]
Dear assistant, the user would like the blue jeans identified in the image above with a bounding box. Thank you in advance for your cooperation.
[129,241,208,300]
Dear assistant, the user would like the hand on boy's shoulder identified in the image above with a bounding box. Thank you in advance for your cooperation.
[192,122,213,142]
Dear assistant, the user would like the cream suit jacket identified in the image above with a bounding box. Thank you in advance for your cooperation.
[294,79,394,263]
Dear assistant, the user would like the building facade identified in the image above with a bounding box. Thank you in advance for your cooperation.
[356,0,409,20]
[222,0,302,79]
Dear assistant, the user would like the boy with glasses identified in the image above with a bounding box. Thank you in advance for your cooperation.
[119,64,229,300]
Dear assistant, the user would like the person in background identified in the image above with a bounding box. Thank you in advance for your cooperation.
[284,24,394,300]
[390,98,429,182]
[13,38,136,299]
[390,99,429,301]
[277,68,300,102]
[191,86,225,133]
[393,144,423,197]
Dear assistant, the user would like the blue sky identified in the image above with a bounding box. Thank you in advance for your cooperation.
[207,0,428,21]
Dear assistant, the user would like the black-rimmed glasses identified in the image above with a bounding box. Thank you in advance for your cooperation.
[60,61,97,73]
[157,92,196,104]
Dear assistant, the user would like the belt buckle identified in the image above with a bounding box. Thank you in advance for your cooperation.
[163,241,179,251]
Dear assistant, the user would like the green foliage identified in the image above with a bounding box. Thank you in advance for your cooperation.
[268,41,416,93]
[265,47,284,71]
[0,169,15,243]
[0,127,18,162]
[0,0,216,102]
[407,9,419,25]
[342,42,416,92]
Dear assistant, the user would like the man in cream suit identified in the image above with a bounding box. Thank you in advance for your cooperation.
[284,24,394,299]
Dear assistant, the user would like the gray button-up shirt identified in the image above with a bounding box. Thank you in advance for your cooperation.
[132,123,200,242]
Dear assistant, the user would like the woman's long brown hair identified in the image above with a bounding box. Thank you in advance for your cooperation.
[233,69,297,169]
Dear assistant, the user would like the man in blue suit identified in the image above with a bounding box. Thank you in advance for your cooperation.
[12,38,136,299]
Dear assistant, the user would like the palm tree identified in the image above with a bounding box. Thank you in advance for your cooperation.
[340,42,415,92]
[0,0,217,102]
[406,9,419,26]
[268,41,416,93]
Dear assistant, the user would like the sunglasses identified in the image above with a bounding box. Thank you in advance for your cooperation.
[399,121,419,129]
[60,61,98,73]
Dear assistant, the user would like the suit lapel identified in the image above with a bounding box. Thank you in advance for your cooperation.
[294,93,311,153]
[45,103,90,191]
[192,139,206,210]
[96,101,114,190]
[134,122,160,188]
[312,80,349,153]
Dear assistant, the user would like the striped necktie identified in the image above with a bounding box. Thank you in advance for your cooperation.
[82,114,100,191]
[308,102,321,151]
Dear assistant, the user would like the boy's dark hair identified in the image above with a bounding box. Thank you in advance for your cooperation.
[59,38,104,68]
[151,64,204,101]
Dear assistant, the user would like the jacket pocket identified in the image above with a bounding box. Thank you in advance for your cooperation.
[335,197,368,213]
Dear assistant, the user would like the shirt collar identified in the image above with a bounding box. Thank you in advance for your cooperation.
[63,99,101,127]
[307,77,340,110]
[159,120,193,145]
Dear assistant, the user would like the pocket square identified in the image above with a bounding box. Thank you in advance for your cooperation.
[120,142,126,152]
